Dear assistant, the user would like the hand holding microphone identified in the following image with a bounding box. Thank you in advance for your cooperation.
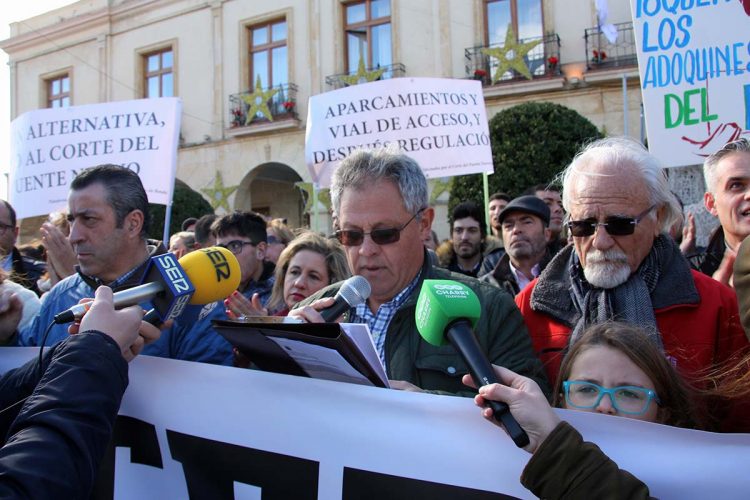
[415,279,530,448]
[54,247,241,325]
[288,276,371,323]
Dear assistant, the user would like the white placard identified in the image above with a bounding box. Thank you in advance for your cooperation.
[0,349,748,499]
[305,78,494,187]
[8,98,182,218]
[630,0,750,167]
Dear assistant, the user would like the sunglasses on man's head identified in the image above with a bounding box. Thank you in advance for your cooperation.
[567,205,656,237]
[334,208,425,246]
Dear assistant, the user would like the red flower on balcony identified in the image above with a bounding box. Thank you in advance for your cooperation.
[473,69,487,79]
[592,50,607,63]
[282,101,295,111]
[547,56,559,70]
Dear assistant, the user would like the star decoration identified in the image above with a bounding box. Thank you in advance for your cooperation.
[340,55,386,86]
[241,75,279,124]
[201,171,239,213]
[481,25,541,82]
[294,182,332,214]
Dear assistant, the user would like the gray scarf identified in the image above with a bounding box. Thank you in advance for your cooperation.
[531,235,700,351]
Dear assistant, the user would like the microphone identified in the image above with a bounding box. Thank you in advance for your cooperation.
[54,247,241,324]
[415,279,530,448]
[319,275,371,322]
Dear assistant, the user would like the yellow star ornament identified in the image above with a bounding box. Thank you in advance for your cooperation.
[242,75,279,124]
[201,171,239,213]
[341,55,386,86]
[481,25,541,82]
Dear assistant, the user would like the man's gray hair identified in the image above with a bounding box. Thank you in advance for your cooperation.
[703,138,750,193]
[330,147,428,216]
[561,137,681,234]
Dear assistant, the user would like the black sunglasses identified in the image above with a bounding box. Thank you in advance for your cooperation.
[334,208,425,246]
[567,205,656,237]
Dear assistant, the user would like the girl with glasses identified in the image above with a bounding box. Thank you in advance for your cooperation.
[553,322,697,427]
[463,322,704,498]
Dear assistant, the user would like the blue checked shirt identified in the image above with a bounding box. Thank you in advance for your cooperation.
[352,271,422,369]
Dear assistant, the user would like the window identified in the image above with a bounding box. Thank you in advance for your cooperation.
[344,0,391,73]
[144,48,174,98]
[47,74,70,108]
[249,19,288,90]
[484,0,544,78]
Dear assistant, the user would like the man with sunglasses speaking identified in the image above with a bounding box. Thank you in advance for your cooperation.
[514,138,750,430]
[291,148,549,396]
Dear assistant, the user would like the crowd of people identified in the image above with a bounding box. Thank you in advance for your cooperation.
[0,136,748,497]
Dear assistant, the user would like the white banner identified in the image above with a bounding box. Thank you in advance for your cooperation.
[8,98,182,218]
[304,78,494,187]
[630,0,750,167]
[1,349,748,499]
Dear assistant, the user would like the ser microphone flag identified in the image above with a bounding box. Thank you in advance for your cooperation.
[415,279,530,448]
[54,246,241,324]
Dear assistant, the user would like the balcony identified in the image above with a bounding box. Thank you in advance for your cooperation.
[228,83,300,134]
[465,33,562,87]
[325,62,406,90]
[585,22,637,71]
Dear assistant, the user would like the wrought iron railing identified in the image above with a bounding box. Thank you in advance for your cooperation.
[584,22,637,70]
[325,62,406,89]
[464,33,561,86]
[228,82,299,128]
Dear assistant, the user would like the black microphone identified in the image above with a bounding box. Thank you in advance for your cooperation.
[415,279,530,448]
[320,276,371,322]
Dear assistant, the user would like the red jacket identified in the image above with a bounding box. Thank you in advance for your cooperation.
[516,270,750,431]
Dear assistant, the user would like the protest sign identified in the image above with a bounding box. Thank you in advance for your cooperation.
[630,0,750,167]
[8,98,182,219]
[305,78,493,187]
[1,349,748,499]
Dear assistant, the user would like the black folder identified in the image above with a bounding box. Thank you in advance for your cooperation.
[213,318,388,388]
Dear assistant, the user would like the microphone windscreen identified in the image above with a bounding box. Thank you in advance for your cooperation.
[415,280,481,346]
[178,247,241,304]
[338,275,371,306]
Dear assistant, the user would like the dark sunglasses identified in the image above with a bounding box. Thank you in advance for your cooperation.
[334,208,425,246]
[567,205,656,237]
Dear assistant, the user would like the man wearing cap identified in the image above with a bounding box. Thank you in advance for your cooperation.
[480,196,552,296]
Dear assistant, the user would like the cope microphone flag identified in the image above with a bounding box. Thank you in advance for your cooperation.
[415,279,530,448]
[54,246,241,324]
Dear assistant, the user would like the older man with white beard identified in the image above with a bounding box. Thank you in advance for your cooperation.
[514,138,750,430]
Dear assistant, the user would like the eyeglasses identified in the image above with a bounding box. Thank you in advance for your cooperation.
[567,205,656,237]
[334,208,425,246]
[0,222,13,235]
[217,240,256,255]
[563,380,660,415]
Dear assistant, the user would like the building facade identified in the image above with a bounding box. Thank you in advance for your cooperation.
[2,0,647,239]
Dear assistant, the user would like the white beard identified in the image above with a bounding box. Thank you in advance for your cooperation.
[583,249,632,289]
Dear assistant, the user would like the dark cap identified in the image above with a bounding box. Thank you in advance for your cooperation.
[498,195,550,225]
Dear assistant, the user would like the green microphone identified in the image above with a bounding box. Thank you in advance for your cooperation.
[416,279,530,448]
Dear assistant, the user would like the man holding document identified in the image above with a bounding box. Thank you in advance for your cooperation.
[291,148,548,396]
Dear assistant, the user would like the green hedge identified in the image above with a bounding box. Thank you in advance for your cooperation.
[448,102,602,211]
